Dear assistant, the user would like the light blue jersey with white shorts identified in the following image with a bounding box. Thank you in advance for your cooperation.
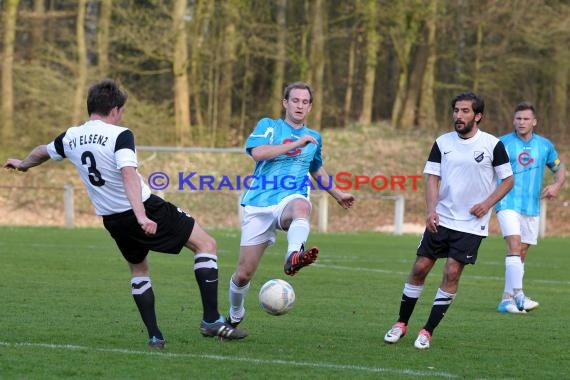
[496,131,561,216]
[241,118,323,207]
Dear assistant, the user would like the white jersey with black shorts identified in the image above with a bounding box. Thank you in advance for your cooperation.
[46,120,194,263]
[417,129,513,264]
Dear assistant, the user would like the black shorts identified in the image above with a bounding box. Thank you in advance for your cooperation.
[102,194,195,264]
[416,225,484,265]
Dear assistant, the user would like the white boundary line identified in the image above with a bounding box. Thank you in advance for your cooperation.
[0,341,458,378]
[312,263,570,286]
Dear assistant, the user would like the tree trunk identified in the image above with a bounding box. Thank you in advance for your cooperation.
[239,47,253,144]
[473,22,484,93]
[309,0,325,130]
[97,0,112,77]
[358,0,378,125]
[418,0,437,130]
[29,0,45,63]
[72,0,88,125]
[190,0,213,144]
[218,1,238,145]
[389,6,420,129]
[551,45,568,139]
[271,0,287,119]
[1,0,19,143]
[173,0,191,146]
[298,0,310,81]
[343,31,356,127]
[399,31,428,130]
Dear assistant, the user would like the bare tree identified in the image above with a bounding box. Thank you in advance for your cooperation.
[173,0,191,146]
[418,0,437,130]
[189,0,213,141]
[309,0,325,130]
[388,2,423,129]
[97,0,112,77]
[270,0,287,119]
[217,0,239,144]
[72,0,88,126]
[358,0,378,125]
[2,0,20,142]
[343,28,357,127]
[29,0,45,63]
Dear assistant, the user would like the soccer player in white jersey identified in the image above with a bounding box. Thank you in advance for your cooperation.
[227,82,355,330]
[383,92,514,349]
[3,79,246,348]
[495,101,565,314]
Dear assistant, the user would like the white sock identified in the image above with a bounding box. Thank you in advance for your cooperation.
[286,218,310,258]
[434,288,456,305]
[505,255,524,296]
[229,276,250,320]
[403,283,424,298]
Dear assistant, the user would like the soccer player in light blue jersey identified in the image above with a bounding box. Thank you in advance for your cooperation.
[227,82,355,330]
[496,101,566,314]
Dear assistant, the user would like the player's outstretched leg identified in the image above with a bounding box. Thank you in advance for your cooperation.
[284,246,319,276]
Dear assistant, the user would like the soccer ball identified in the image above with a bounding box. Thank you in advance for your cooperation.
[258,279,295,316]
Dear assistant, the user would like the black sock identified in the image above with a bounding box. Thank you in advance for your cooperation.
[424,288,455,334]
[131,276,163,339]
[398,294,419,325]
[194,253,220,323]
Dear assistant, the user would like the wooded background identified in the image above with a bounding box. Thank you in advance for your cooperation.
[1,0,569,151]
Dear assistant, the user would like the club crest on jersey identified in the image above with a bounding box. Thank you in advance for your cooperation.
[518,151,534,166]
[282,138,302,156]
[473,151,484,163]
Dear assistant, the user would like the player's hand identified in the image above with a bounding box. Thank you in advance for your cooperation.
[469,203,489,218]
[337,193,355,209]
[297,135,318,147]
[541,185,559,200]
[426,212,439,233]
[3,159,27,172]
[137,216,157,236]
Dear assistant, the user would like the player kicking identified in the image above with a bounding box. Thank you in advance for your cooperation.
[3,79,246,348]
[227,82,354,329]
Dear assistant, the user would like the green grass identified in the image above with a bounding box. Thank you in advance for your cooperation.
[1,227,568,379]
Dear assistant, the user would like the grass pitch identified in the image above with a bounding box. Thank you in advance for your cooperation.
[1,227,568,379]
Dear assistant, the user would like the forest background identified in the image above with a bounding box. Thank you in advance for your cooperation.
[0,0,569,233]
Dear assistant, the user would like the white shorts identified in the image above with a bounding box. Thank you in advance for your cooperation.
[240,194,312,247]
[496,210,539,245]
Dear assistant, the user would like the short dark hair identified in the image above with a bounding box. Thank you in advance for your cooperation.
[514,101,536,115]
[87,79,128,116]
[451,92,485,116]
[283,82,313,103]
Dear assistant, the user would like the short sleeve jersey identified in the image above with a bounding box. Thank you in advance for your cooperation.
[46,120,151,215]
[240,118,323,207]
[495,131,562,216]
[423,129,513,236]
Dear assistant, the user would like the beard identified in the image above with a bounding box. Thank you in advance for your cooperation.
[454,119,475,137]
